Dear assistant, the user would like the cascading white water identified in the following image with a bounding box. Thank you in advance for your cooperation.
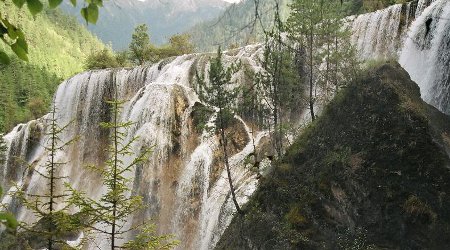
[349,0,449,115]
[349,0,441,61]
[0,46,290,249]
[350,3,403,60]
[2,1,448,248]
[399,0,450,114]
[415,0,437,18]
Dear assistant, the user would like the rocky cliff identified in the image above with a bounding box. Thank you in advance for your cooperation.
[216,62,450,249]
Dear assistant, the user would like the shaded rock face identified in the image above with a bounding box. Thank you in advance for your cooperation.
[216,62,450,250]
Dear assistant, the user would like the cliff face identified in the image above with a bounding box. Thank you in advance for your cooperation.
[216,62,450,249]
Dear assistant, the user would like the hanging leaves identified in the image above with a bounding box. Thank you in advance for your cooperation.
[11,41,28,61]
[12,0,26,8]
[0,0,103,64]
[26,0,44,17]
[81,3,99,24]
[0,16,29,64]
[48,0,63,9]
[0,51,10,64]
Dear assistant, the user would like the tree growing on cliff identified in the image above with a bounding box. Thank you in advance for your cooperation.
[67,87,177,249]
[255,4,303,157]
[287,0,358,120]
[199,47,244,214]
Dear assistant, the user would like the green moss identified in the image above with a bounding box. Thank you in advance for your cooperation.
[216,62,450,250]
[285,205,308,227]
[404,195,437,224]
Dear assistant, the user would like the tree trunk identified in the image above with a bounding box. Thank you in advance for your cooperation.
[309,28,315,121]
[218,108,243,215]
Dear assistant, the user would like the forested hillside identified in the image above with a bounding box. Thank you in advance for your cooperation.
[0,2,105,132]
[189,0,289,52]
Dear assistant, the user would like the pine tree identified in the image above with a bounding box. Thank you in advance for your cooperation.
[14,103,79,249]
[256,4,302,157]
[200,47,243,214]
[287,0,358,113]
[129,24,153,65]
[67,86,177,249]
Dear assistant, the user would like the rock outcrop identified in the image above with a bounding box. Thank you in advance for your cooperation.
[216,62,450,249]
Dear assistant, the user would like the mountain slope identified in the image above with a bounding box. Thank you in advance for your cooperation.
[60,0,230,50]
[189,0,290,52]
[216,62,450,249]
[0,3,105,132]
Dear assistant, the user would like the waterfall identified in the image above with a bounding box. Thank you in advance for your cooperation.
[399,0,450,114]
[0,46,282,249]
[350,3,403,60]
[349,0,449,115]
[349,0,440,61]
[415,0,438,18]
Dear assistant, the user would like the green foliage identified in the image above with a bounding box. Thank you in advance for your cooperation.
[13,104,79,249]
[191,102,214,134]
[189,0,291,52]
[67,90,176,249]
[0,188,19,230]
[123,224,179,249]
[27,96,48,119]
[0,11,29,63]
[129,24,152,65]
[0,0,104,64]
[167,34,195,55]
[84,48,121,70]
[115,50,132,67]
[0,4,104,132]
[198,47,239,131]
[0,56,61,132]
[198,47,244,214]
[254,6,304,156]
[287,0,359,98]
[190,0,405,51]
[129,24,195,65]
[80,3,99,24]
[217,63,450,249]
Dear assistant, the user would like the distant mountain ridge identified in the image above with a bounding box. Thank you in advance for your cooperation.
[60,0,231,50]
[189,0,290,52]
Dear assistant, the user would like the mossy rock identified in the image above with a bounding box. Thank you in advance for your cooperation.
[216,62,450,250]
